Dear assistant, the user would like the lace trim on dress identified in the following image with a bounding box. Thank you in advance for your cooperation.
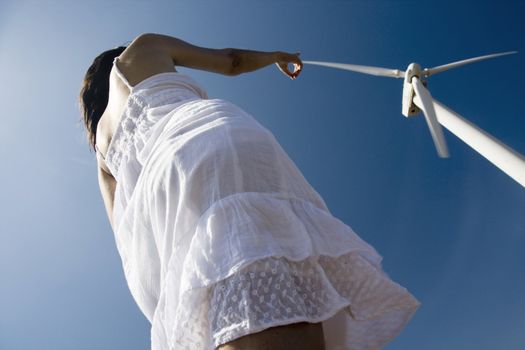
[166,251,420,350]
[104,58,209,178]
[105,94,148,177]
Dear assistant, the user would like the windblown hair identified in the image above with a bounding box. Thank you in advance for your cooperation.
[79,46,126,151]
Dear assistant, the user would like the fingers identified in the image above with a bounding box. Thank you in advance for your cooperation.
[276,51,303,80]
[293,61,302,79]
[286,52,303,80]
[291,52,303,80]
[278,62,293,77]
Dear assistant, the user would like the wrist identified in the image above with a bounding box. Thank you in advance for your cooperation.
[273,51,284,62]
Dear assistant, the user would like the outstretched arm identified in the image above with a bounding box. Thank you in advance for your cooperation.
[119,33,302,81]
[230,47,303,79]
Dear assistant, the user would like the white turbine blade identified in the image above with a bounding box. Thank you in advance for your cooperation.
[411,77,450,158]
[419,98,525,188]
[424,51,517,77]
[303,60,404,78]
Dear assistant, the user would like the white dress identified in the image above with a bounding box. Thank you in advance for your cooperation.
[102,57,420,350]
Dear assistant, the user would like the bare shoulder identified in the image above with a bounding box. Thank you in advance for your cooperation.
[116,33,178,87]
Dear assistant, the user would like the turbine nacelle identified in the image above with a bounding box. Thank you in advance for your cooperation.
[402,62,423,118]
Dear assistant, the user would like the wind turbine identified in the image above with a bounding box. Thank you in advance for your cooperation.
[304,52,525,188]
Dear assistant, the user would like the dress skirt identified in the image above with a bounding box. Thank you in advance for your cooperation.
[104,64,420,350]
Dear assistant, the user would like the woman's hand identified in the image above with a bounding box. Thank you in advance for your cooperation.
[275,51,303,80]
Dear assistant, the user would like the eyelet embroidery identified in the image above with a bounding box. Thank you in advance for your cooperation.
[105,89,202,177]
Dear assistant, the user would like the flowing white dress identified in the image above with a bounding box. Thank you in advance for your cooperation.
[102,57,420,350]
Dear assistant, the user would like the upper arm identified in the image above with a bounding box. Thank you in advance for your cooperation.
[97,164,116,231]
[123,33,237,76]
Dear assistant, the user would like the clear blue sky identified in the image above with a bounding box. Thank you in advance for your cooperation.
[1,1,524,349]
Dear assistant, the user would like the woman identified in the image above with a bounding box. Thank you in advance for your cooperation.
[79,33,419,350]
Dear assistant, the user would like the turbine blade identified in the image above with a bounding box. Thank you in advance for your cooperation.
[424,51,517,77]
[303,60,404,78]
[411,77,450,158]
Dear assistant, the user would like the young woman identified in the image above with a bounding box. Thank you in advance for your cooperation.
[79,33,419,350]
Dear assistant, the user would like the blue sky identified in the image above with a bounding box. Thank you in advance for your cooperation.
[1,1,524,349]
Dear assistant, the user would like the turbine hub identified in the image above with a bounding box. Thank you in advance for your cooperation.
[404,63,422,80]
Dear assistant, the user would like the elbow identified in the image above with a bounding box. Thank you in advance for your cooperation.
[226,48,242,76]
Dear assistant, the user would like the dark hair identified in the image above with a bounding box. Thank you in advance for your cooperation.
[79,46,126,151]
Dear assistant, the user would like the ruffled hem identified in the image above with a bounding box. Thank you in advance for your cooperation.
[153,250,420,350]
[148,192,420,349]
[179,191,385,291]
